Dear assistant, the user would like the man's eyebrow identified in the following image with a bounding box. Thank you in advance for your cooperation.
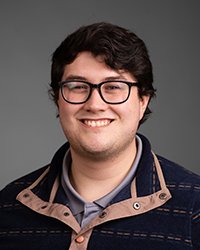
[103,75,127,81]
[63,75,87,81]
[63,74,128,81]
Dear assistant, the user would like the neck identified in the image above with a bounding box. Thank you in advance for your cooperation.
[69,139,137,202]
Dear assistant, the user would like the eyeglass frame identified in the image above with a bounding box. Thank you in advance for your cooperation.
[58,80,140,105]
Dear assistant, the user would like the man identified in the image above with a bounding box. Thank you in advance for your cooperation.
[0,22,200,250]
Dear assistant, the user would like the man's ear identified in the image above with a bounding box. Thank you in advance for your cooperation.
[139,95,150,120]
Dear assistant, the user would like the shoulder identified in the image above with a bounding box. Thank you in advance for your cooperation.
[0,165,49,204]
[157,155,200,186]
[157,155,200,218]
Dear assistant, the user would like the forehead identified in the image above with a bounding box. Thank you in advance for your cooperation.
[63,52,110,74]
[62,51,136,82]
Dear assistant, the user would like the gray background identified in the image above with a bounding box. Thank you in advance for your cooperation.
[0,0,200,190]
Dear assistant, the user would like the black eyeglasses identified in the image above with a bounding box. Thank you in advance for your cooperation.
[58,80,139,104]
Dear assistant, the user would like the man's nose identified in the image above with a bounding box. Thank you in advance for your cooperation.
[83,88,107,111]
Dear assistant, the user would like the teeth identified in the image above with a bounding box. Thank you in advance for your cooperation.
[83,120,111,127]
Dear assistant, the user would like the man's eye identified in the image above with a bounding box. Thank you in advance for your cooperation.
[72,85,87,89]
[65,83,88,90]
[108,85,121,89]
[105,84,121,90]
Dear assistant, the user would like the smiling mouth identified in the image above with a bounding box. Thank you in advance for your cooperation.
[81,119,113,128]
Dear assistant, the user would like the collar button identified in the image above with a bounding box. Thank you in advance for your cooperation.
[75,235,85,243]
[159,193,167,200]
[133,202,141,210]
[23,193,30,198]
[64,212,70,217]
[99,211,107,218]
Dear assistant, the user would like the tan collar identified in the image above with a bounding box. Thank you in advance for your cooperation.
[16,152,171,235]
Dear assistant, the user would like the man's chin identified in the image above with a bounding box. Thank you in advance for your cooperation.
[73,144,115,160]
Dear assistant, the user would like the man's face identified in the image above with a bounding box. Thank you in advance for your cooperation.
[58,51,149,160]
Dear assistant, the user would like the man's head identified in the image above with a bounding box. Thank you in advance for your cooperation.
[50,22,156,125]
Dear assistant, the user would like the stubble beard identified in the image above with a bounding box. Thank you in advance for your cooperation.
[67,130,137,162]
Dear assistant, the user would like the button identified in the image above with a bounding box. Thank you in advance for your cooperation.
[23,193,29,198]
[133,202,141,210]
[63,212,70,217]
[41,205,48,209]
[159,193,167,200]
[75,235,85,243]
[99,211,107,218]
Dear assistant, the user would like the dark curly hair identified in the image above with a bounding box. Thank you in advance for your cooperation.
[50,22,156,125]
